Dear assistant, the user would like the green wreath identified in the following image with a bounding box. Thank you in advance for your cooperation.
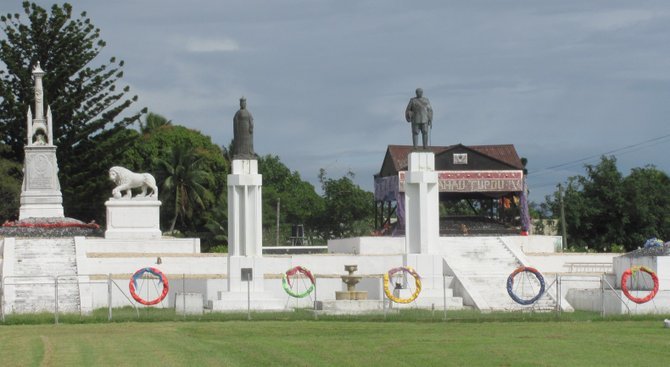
[282,266,315,298]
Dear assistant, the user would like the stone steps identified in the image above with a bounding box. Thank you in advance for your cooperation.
[9,238,81,314]
[445,237,558,311]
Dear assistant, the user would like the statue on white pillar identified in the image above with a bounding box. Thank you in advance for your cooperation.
[232,97,255,159]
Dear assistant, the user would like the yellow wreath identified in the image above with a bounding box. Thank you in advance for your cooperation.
[383,266,422,304]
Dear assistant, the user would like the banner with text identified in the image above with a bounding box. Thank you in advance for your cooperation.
[398,170,523,193]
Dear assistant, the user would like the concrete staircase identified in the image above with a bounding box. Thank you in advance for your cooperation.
[442,237,558,311]
[393,274,464,310]
[7,238,80,314]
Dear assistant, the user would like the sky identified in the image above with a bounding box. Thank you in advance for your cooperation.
[4,0,670,202]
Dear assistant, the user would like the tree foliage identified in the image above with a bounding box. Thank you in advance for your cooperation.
[0,2,145,220]
[546,156,670,251]
[140,112,172,135]
[129,120,228,235]
[317,169,374,239]
[258,155,323,244]
[0,146,21,220]
[257,157,375,244]
[156,144,214,233]
[622,166,670,247]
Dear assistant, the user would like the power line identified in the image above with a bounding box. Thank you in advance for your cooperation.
[529,132,670,176]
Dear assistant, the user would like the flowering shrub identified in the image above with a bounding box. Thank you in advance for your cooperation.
[3,219,99,229]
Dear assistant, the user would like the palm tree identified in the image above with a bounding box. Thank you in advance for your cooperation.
[157,144,213,232]
[140,112,172,135]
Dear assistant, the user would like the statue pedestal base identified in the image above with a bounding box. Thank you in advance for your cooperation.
[104,198,162,240]
[19,146,64,219]
[207,255,284,311]
[404,152,439,254]
[227,159,263,257]
[227,255,265,293]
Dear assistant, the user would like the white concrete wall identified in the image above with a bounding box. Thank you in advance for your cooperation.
[328,235,562,255]
[503,235,562,253]
[567,288,670,315]
[11,234,667,314]
[613,255,669,290]
[78,237,200,254]
[526,253,618,274]
[1,238,16,313]
[327,237,404,255]
[78,252,406,310]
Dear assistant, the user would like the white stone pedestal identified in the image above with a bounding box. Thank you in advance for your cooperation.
[400,254,463,309]
[227,255,265,293]
[404,152,439,254]
[212,160,283,311]
[227,159,262,257]
[104,198,162,239]
[207,256,284,311]
[19,146,64,219]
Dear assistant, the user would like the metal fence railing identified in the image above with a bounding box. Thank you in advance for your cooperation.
[0,272,667,324]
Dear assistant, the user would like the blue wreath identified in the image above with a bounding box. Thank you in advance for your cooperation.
[131,267,165,290]
[506,266,545,305]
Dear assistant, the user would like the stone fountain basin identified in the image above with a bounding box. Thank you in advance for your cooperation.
[335,291,368,300]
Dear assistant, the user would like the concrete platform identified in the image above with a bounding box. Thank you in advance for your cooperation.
[317,300,384,315]
[208,291,285,311]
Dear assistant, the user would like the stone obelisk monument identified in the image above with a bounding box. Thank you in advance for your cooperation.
[19,62,64,219]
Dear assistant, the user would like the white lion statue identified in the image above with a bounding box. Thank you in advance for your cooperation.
[109,166,158,199]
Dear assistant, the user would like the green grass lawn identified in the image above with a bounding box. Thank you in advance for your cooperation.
[0,315,669,366]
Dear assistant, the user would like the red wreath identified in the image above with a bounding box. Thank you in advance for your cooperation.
[621,266,659,304]
[129,267,169,305]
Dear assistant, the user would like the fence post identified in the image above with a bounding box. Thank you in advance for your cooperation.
[54,277,59,325]
[443,273,447,321]
[313,277,318,320]
[107,274,112,321]
[383,291,388,321]
[0,277,4,323]
[182,274,186,318]
[600,274,605,317]
[557,274,561,316]
[246,277,251,321]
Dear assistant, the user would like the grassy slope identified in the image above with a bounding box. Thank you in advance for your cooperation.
[0,320,669,367]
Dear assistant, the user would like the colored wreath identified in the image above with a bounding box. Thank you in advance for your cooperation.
[506,266,545,305]
[282,266,315,298]
[621,266,659,304]
[383,266,422,304]
[129,267,169,305]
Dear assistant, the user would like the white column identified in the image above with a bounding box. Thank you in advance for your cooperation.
[404,152,439,254]
[227,159,263,257]
[214,159,286,310]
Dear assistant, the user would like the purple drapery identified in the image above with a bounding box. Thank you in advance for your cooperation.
[374,175,399,201]
[374,175,405,236]
[393,192,405,236]
[519,176,531,233]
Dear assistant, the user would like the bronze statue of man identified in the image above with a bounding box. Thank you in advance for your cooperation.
[405,88,433,149]
[232,97,255,159]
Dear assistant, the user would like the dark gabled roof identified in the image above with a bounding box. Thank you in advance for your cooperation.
[378,144,524,177]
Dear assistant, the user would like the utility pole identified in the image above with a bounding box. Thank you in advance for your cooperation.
[558,184,567,251]
[276,198,280,247]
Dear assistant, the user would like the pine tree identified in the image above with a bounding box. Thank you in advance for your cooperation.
[0,2,146,220]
